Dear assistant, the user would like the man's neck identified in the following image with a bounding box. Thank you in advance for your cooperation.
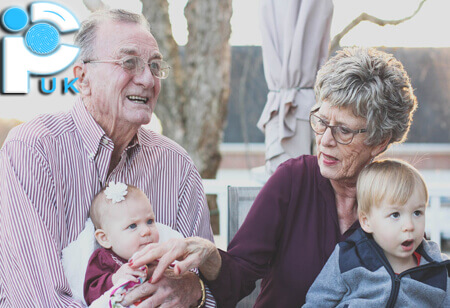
[107,129,138,176]
[83,98,139,175]
[83,97,139,151]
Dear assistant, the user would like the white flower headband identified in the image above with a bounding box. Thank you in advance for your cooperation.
[104,181,128,204]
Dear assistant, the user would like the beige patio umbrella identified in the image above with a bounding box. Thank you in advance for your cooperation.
[257,0,333,174]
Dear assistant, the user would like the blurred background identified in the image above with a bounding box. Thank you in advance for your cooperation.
[1,0,449,251]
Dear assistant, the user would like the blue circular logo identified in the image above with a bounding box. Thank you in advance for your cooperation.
[25,23,60,54]
[2,7,28,32]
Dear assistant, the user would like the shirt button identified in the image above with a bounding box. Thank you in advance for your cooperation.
[89,153,95,160]
[102,139,109,145]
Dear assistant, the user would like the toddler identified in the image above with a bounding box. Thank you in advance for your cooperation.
[304,159,450,307]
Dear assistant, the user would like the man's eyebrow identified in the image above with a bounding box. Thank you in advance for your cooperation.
[119,48,138,56]
[151,52,163,60]
[118,48,163,60]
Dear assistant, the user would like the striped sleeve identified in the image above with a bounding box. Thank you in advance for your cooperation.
[177,161,216,306]
[0,141,85,307]
[177,162,214,242]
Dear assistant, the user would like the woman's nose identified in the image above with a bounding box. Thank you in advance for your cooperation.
[320,127,336,146]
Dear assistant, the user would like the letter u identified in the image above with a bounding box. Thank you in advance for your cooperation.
[40,78,56,93]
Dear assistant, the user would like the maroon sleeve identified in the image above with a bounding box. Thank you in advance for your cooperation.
[202,160,293,307]
[84,248,116,305]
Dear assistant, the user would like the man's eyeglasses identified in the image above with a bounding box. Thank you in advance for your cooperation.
[309,111,367,145]
[83,56,170,79]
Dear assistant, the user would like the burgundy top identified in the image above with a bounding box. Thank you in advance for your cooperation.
[204,155,360,307]
[84,248,128,305]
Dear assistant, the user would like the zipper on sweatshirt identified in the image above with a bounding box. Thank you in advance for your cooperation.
[366,240,399,307]
[365,239,449,308]
[387,275,401,307]
[385,261,449,307]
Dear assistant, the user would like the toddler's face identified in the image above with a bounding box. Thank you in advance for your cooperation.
[360,189,426,272]
[102,191,159,260]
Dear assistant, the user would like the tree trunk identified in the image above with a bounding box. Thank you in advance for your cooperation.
[141,0,232,179]
[141,0,186,144]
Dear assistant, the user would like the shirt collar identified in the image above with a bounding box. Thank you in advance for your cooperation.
[71,97,142,160]
[71,97,107,160]
[127,129,141,150]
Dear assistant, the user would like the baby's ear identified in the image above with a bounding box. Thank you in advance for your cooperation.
[359,212,373,233]
[94,229,112,249]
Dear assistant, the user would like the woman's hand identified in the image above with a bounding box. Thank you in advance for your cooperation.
[129,237,221,282]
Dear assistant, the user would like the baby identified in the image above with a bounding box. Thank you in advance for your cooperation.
[304,159,450,307]
[84,182,159,306]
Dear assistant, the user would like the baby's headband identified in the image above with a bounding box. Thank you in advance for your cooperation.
[104,181,128,204]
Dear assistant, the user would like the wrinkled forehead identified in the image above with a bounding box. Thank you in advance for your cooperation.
[317,101,366,127]
[94,20,160,60]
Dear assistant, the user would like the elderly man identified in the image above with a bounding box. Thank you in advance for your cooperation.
[0,9,214,307]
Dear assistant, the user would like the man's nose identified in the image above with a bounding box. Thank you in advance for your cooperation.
[134,64,156,88]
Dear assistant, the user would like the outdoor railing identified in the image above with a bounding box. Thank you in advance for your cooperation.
[426,186,450,247]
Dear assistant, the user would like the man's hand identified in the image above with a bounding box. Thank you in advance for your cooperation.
[120,267,202,308]
[112,263,147,285]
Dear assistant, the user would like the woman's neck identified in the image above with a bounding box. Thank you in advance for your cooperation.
[330,179,359,234]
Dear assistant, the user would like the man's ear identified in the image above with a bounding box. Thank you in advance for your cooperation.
[359,212,373,233]
[73,62,91,96]
[94,229,112,249]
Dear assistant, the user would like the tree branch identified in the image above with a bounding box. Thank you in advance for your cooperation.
[83,0,107,12]
[330,0,427,54]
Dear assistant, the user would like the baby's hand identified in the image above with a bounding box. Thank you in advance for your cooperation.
[112,263,146,285]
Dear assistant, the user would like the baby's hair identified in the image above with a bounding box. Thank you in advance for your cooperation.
[90,184,142,229]
[357,159,428,215]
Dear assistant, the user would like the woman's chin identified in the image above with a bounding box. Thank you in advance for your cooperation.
[318,160,338,180]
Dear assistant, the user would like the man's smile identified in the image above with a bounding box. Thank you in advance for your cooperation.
[127,95,149,104]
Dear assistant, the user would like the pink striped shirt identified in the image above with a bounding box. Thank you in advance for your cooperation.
[0,98,215,307]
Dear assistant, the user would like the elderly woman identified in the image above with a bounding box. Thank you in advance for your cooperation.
[127,47,418,307]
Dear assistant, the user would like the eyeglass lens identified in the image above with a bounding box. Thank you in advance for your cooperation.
[122,57,169,79]
[310,114,354,144]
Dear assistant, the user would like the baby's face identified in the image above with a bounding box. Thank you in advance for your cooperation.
[102,191,159,260]
[360,189,426,272]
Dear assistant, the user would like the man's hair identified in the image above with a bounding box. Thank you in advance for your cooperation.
[357,159,428,215]
[90,184,142,229]
[314,47,417,151]
[74,9,151,62]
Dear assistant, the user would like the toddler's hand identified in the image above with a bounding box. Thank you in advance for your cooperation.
[112,263,146,285]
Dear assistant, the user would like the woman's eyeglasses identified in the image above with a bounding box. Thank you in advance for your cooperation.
[309,112,367,145]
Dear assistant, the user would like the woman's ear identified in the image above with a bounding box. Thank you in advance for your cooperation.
[359,212,373,234]
[371,137,390,158]
[94,229,112,249]
[73,62,91,96]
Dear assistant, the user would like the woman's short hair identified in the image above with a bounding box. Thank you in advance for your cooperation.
[74,9,151,62]
[356,159,428,215]
[314,47,418,148]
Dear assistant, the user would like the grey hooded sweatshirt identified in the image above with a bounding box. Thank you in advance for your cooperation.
[304,228,450,307]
